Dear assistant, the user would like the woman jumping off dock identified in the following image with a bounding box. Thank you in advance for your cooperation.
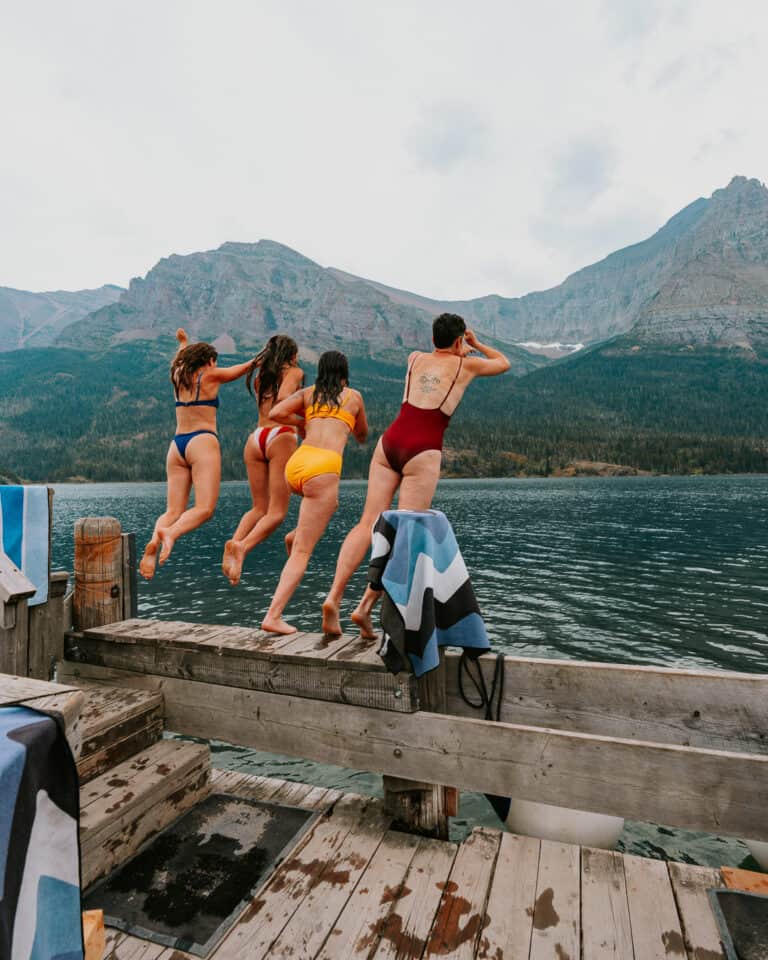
[139,328,254,579]
[260,350,368,634]
[222,335,304,586]
[321,313,510,638]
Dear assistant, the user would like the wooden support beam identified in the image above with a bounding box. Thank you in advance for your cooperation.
[57,661,768,841]
[28,570,69,680]
[444,650,768,754]
[383,653,453,839]
[65,623,417,713]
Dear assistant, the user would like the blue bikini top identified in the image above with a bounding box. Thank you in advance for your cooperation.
[174,371,220,409]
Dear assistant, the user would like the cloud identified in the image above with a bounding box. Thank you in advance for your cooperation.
[549,138,617,210]
[405,102,490,173]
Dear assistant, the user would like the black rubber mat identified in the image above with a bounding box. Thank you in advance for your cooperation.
[83,792,317,957]
[709,889,768,960]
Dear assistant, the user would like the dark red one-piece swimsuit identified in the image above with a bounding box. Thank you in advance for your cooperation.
[381,356,463,474]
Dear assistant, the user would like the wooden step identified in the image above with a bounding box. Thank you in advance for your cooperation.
[80,738,211,888]
[73,679,164,783]
[64,618,417,712]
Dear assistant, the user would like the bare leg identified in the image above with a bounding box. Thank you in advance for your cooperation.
[284,529,296,555]
[232,439,269,539]
[350,449,443,634]
[223,441,268,580]
[321,440,400,636]
[139,442,191,579]
[156,434,221,564]
[224,434,296,585]
[262,474,339,634]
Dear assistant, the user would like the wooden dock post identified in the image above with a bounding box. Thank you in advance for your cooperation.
[382,652,455,839]
[73,518,124,631]
[28,570,69,681]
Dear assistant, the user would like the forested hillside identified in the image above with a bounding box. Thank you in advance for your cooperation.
[3,340,767,482]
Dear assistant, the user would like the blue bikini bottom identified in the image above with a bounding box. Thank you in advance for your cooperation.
[174,430,218,462]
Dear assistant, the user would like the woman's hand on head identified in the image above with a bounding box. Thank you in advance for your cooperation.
[464,328,480,350]
[176,328,189,345]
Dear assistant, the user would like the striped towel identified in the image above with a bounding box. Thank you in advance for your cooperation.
[0,486,50,606]
[369,509,490,677]
[0,706,84,960]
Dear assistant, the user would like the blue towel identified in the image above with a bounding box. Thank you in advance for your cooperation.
[0,706,83,960]
[368,510,490,677]
[0,486,49,606]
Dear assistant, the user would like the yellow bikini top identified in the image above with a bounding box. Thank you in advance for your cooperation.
[305,388,356,430]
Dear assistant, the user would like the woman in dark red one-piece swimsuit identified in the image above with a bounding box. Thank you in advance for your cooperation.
[321,313,511,638]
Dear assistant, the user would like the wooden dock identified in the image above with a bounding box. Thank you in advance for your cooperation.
[3,510,767,960]
[101,767,727,960]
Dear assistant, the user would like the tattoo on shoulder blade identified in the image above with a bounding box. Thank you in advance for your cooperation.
[418,374,441,394]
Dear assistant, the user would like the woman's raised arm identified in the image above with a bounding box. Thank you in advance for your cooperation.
[270,388,308,430]
[210,358,257,384]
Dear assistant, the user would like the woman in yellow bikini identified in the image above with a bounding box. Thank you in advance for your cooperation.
[261,350,368,634]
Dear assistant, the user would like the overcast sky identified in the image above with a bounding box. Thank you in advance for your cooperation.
[1,0,766,299]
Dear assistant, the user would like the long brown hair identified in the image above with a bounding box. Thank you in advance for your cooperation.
[312,351,349,410]
[247,335,299,406]
[170,342,218,394]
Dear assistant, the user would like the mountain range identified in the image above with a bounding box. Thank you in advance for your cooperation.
[1,174,768,482]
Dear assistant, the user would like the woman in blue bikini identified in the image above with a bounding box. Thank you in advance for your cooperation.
[139,328,254,579]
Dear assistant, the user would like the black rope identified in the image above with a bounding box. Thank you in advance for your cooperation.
[458,650,504,721]
[457,650,509,822]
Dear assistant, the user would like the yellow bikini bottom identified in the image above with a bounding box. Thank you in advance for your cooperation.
[285,444,343,495]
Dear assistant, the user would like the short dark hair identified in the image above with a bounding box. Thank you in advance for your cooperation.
[432,313,466,348]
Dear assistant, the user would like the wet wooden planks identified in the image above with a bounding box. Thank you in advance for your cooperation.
[66,618,418,712]
[98,770,727,959]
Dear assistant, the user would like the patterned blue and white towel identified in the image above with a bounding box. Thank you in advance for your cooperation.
[368,509,490,677]
[0,706,83,960]
[0,486,50,606]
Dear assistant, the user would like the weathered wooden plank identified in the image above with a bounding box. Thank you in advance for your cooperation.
[424,827,500,959]
[316,830,420,959]
[529,839,580,960]
[65,632,418,712]
[329,633,385,670]
[624,854,686,960]
[0,597,29,675]
[0,672,77,705]
[266,800,391,958]
[667,861,725,960]
[478,832,540,960]
[445,650,768,754]
[80,740,211,888]
[274,630,356,662]
[371,835,458,959]
[58,664,768,841]
[73,680,165,782]
[23,688,85,758]
[76,681,164,740]
[0,547,36,604]
[581,846,634,959]
[27,572,67,681]
[212,794,375,960]
[121,533,138,621]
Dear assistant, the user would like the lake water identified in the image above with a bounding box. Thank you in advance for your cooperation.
[50,476,768,867]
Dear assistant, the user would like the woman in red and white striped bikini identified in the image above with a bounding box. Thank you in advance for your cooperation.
[222,335,304,585]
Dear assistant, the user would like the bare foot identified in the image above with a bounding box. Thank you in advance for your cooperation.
[157,528,176,566]
[222,539,246,586]
[284,529,295,556]
[139,540,159,580]
[321,599,343,637]
[261,616,298,635]
[351,607,378,640]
